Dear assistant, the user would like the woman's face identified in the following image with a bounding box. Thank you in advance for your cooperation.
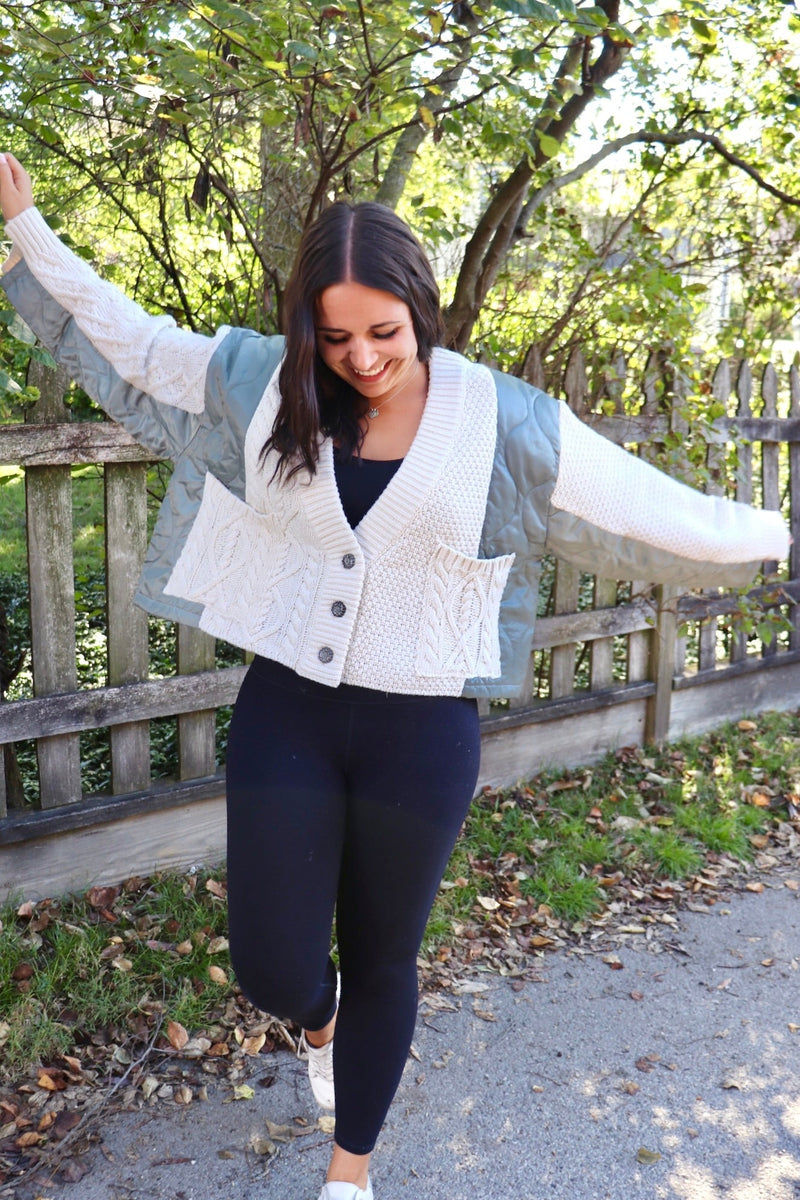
[315,281,421,401]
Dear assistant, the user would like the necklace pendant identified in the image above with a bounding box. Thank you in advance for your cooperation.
[367,406,380,419]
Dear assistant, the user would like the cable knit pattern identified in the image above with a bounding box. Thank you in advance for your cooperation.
[165,472,325,664]
[5,207,226,413]
[552,404,788,564]
[415,544,513,677]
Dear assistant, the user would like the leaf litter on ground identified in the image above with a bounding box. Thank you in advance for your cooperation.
[1,709,800,1192]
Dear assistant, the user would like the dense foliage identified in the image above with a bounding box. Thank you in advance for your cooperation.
[0,0,796,400]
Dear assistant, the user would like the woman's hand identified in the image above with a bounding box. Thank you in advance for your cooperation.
[0,153,34,221]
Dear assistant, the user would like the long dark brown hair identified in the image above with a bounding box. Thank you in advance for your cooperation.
[262,201,444,478]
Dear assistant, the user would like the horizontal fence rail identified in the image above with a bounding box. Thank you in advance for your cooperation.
[1,350,799,898]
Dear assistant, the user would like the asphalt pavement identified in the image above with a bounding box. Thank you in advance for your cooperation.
[18,874,800,1200]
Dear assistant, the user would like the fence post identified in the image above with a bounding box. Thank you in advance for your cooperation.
[177,626,217,779]
[645,584,679,743]
[698,361,729,672]
[106,461,151,793]
[760,364,781,660]
[731,360,754,662]
[789,365,800,652]
[24,359,82,807]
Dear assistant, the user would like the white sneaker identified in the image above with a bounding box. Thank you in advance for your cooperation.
[317,1179,373,1200]
[298,1028,335,1110]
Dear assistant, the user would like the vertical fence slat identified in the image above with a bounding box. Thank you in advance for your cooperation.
[670,369,690,676]
[549,560,580,698]
[0,751,6,818]
[698,362,729,672]
[626,582,651,684]
[731,361,754,662]
[106,462,151,793]
[590,578,617,689]
[760,364,780,658]
[563,348,588,417]
[645,584,679,742]
[789,365,800,653]
[177,625,217,779]
[25,361,82,808]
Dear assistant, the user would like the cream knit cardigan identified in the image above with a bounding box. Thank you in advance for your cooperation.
[166,348,515,694]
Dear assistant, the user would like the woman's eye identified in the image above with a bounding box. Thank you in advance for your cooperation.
[321,334,348,345]
[374,329,398,340]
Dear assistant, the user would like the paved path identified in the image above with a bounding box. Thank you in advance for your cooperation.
[19,876,800,1200]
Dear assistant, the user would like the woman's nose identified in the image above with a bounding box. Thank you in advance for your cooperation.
[348,341,379,370]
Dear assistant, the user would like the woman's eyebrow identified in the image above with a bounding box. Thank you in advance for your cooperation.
[316,319,404,332]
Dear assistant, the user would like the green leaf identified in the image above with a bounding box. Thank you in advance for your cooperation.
[536,130,561,158]
[690,17,717,44]
[286,41,318,61]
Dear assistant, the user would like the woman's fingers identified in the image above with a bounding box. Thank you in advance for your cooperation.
[0,152,34,220]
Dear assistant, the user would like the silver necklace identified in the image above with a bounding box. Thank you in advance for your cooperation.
[367,395,393,419]
[365,366,427,419]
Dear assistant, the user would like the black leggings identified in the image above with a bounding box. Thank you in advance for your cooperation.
[225,656,481,1155]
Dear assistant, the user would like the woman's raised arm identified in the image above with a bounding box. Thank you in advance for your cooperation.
[0,152,228,415]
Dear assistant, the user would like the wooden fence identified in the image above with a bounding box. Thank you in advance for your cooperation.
[1,350,799,900]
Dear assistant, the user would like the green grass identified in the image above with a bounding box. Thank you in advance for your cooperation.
[0,870,232,1077]
[431,708,800,937]
[1,710,798,1082]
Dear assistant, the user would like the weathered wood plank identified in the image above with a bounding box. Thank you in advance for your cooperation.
[480,694,650,790]
[645,584,679,743]
[590,578,618,689]
[480,681,654,735]
[626,583,652,685]
[6,408,799,469]
[698,364,729,672]
[673,646,800,689]
[0,773,224,844]
[549,560,581,698]
[590,413,800,449]
[0,666,248,743]
[669,655,800,739]
[177,625,218,780]
[676,578,800,620]
[789,365,800,652]
[0,790,228,903]
[760,364,781,658]
[731,362,754,663]
[25,361,82,808]
[106,462,151,793]
[0,421,157,467]
[533,595,656,648]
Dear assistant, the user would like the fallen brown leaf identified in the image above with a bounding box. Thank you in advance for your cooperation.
[167,1020,189,1051]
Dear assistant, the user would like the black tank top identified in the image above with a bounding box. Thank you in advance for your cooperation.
[333,451,403,529]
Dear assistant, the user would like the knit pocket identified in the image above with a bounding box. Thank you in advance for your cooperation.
[415,544,515,679]
[164,472,314,654]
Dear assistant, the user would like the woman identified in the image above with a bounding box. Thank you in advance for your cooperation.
[0,152,789,1200]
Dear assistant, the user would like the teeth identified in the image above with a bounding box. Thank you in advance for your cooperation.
[353,365,385,377]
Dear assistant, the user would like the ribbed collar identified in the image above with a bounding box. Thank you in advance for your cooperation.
[305,346,467,563]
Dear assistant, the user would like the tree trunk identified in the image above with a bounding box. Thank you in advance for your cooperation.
[445,0,630,351]
[376,3,489,210]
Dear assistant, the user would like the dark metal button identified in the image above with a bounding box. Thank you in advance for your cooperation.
[331,601,346,618]
[318,646,334,664]
[342,553,356,569]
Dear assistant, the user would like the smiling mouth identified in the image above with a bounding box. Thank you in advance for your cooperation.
[351,363,390,380]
